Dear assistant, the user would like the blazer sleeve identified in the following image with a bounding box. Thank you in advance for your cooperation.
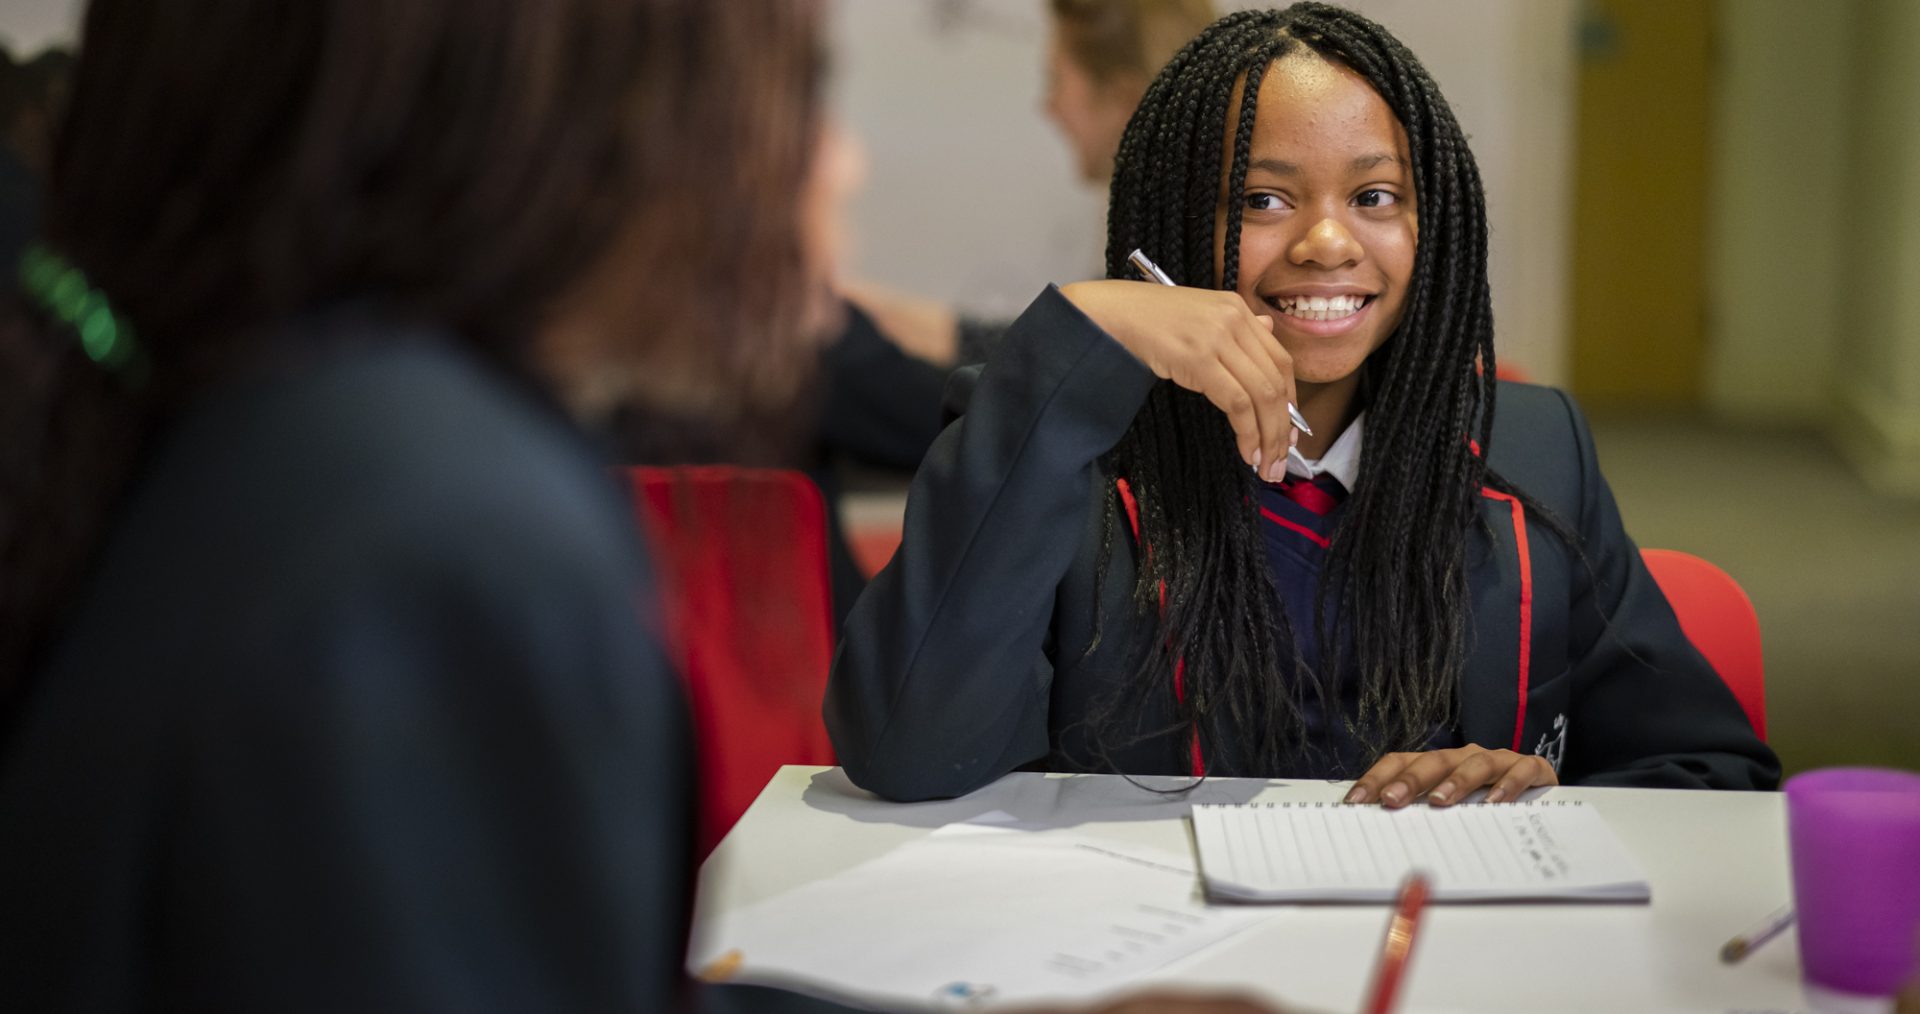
[823,286,1158,802]
[1553,389,1781,789]
[815,302,951,472]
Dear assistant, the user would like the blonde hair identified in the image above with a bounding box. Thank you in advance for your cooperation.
[1049,0,1219,85]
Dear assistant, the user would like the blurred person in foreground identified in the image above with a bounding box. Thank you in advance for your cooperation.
[0,1,1278,1012]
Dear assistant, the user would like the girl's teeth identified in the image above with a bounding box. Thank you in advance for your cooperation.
[1273,294,1366,321]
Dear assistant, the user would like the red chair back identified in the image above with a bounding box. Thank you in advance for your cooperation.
[1641,548,1767,740]
[847,524,903,578]
[623,466,837,855]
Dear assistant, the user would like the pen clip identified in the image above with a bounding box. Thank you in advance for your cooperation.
[1127,248,1177,287]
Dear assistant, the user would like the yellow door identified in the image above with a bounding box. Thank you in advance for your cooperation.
[1570,0,1714,408]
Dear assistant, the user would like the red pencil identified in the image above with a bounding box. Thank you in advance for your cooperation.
[1364,873,1432,1014]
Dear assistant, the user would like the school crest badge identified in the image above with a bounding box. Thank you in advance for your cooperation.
[1533,712,1568,773]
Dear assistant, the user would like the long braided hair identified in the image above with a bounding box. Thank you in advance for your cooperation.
[1090,3,1512,775]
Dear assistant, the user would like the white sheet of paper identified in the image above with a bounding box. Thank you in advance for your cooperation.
[689,821,1277,1010]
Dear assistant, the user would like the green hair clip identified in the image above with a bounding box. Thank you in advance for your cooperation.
[18,243,144,376]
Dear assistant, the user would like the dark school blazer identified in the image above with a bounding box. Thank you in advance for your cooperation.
[825,286,1780,803]
[0,316,848,1013]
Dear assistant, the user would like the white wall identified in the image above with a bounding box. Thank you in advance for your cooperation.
[1704,0,1920,495]
[831,0,1579,383]
[1706,0,1851,424]
[0,0,81,51]
[1831,0,1920,495]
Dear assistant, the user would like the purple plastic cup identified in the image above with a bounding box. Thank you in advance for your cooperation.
[1785,767,1920,997]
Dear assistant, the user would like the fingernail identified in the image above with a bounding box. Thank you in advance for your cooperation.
[1266,459,1286,483]
[1251,448,1262,472]
[1430,782,1454,804]
[1382,783,1406,806]
[1289,428,1300,448]
[1345,786,1366,804]
[1485,786,1507,804]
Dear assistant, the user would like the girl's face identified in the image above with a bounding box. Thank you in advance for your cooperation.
[1214,54,1417,401]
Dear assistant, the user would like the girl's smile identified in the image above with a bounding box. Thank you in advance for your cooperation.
[1260,287,1379,335]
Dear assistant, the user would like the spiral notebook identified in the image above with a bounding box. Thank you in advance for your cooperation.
[1190,800,1651,903]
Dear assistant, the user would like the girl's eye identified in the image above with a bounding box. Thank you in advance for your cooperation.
[1245,193,1289,212]
[1354,189,1400,209]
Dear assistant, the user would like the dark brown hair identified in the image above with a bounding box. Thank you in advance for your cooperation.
[0,0,824,701]
[1050,0,1218,86]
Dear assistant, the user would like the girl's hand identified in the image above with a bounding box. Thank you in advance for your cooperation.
[1060,280,1298,483]
[1346,745,1559,808]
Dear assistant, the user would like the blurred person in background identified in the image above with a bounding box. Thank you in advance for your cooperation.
[0,44,74,274]
[848,0,1219,368]
[0,0,1283,1011]
[682,0,1221,628]
[1047,0,1223,185]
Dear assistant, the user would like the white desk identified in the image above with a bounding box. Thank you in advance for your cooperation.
[694,766,1882,1013]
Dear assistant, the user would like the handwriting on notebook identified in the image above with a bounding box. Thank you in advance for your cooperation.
[1190,800,1650,903]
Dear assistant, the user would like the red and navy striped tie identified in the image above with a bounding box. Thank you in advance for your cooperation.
[1276,473,1347,516]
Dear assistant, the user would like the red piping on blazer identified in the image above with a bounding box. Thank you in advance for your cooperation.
[1478,488,1533,751]
[1114,478,1205,777]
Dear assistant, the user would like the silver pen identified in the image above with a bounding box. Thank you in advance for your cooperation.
[1126,248,1314,439]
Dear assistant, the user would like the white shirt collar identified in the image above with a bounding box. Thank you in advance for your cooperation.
[1284,411,1363,491]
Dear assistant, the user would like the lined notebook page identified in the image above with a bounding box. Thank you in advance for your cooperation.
[1190,801,1650,903]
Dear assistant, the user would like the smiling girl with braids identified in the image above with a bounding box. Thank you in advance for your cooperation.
[826,3,1777,806]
